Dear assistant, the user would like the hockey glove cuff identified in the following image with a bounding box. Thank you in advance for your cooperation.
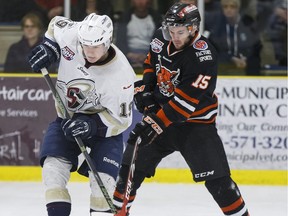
[134,80,146,113]
[142,91,161,115]
[28,38,60,72]
[133,80,160,114]
[61,115,97,141]
[127,113,165,146]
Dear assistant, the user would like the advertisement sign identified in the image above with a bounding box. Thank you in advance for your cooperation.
[216,78,287,170]
[0,76,56,165]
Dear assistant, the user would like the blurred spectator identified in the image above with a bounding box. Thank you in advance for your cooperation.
[208,0,262,75]
[0,0,45,23]
[178,0,196,4]
[3,13,57,73]
[266,0,287,67]
[71,0,114,21]
[241,0,257,20]
[35,0,64,20]
[157,0,174,16]
[255,0,275,33]
[203,0,222,32]
[115,0,162,68]
[34,0,77,25]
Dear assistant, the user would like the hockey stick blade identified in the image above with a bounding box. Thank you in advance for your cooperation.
[40,68,117,213]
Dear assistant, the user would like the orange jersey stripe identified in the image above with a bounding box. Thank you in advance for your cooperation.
[157,109,172,127]
[187,115,216,123]
[168,100,191,118]
[144,52,151,65]
[190,102,218,116]
[143,68,154,74]
[175,88,199,104]
[221,197,244,213]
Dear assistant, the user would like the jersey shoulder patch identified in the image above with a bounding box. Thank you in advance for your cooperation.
[150,38,164,53]
[193,40,208,51]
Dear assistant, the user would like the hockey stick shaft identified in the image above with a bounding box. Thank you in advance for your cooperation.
[116,137,140,216]
[40,68,117,213]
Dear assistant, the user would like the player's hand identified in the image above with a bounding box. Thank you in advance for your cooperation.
[134,80,145,113]
[127,113,165,146]
[28,38,60,72]
[134,80,160,114]
[142,92,161,115]
[61,115,97,141]
[232,55,247,69]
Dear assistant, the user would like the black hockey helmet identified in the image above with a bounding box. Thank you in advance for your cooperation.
[162,3,201,40]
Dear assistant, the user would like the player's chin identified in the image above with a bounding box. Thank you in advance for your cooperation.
[86,57,99,63]
[173,42,184,50]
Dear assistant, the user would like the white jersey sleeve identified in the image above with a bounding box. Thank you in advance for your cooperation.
[45,16,76,42]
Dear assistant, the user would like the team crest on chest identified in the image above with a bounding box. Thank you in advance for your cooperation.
[150,38,164,53]
[57,79,101,112]
[156,66,180,97]
[193,40,208,51]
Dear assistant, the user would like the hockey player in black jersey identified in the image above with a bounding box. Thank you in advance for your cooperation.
[113,2,250,216]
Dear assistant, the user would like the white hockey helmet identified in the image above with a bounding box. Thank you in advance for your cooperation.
[78,13,113,49]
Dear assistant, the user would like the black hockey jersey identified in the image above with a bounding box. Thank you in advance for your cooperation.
[143,28,219,126]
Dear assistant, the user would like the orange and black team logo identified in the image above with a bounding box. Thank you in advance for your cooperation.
[156,65,180,97]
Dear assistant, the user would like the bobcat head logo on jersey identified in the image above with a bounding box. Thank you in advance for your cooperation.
[156,65,180,97]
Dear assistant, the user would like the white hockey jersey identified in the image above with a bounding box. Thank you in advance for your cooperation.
[45,16,136,137]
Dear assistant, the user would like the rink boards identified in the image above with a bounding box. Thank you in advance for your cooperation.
[0,74,287,185]
[0,166,286,185]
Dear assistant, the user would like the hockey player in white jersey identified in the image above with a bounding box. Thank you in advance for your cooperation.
[28,13,135,216]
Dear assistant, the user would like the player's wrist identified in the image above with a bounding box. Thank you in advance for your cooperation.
[42,38,61,62]
[156,109,172,127]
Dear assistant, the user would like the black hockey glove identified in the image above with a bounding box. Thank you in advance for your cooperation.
[61,115,97,141]
[134,80,146,113]
[142,91,161,115]
[134,80,160,114]
[28,38,60,72]
[127,113,165,146]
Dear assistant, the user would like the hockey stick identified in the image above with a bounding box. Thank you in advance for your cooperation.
[40,68,117,214]
[116,137,141,216]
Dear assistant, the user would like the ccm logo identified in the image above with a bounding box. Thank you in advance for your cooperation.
[195,170,214,178]
[143,116,163,135]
